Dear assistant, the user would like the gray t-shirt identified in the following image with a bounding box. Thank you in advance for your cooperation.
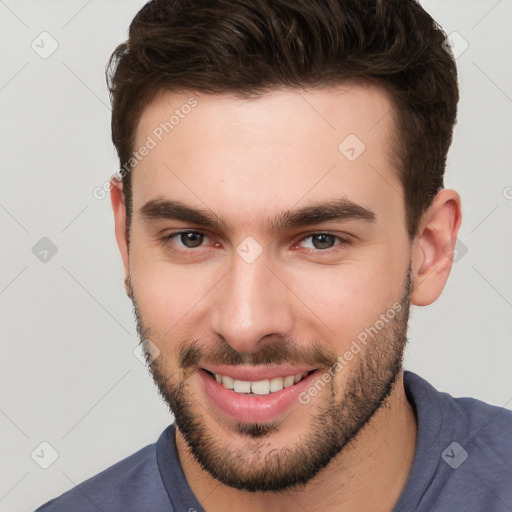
[34,371,512,511]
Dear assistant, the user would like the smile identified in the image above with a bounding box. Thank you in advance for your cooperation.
[204,370,312,396]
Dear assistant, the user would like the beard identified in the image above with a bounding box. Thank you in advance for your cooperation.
[127,264,412,493]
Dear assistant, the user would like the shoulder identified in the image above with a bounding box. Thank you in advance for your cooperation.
[403,371,512,511]
[408,370,512,449]
[34,442,171,511]
[441,388,512,481]
[406,370,512,461]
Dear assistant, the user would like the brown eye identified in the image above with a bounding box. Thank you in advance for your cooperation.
[310,234,336,250]
[180,232,205,248]
[294,233,351,255]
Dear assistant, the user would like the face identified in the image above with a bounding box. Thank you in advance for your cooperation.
[122,84,414,492]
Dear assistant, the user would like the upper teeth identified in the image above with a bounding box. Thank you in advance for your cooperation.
[214,372,307,395]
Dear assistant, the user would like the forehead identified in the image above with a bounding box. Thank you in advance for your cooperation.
[131,83,403,233]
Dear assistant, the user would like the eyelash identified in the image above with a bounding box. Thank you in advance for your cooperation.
[159,231,351,255]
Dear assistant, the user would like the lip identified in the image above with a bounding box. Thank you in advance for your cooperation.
[201,364,317,381]
[198,367,319,424]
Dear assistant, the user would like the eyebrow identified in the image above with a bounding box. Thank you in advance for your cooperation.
[139,197,376,232]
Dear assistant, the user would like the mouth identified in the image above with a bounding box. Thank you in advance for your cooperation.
[203,369,316,396]
[198,366,320,423]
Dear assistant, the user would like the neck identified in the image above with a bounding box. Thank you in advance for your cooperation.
[175,372,417,512]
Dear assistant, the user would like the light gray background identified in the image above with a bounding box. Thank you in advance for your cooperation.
[1,1,511,511]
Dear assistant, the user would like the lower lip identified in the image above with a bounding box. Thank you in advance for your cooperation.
[198,369,319,423]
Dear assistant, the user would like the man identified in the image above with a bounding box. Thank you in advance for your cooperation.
[35,0,512,511]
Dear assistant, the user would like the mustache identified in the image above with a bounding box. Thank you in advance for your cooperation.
[179,336,338,370]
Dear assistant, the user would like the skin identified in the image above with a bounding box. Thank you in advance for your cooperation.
[111,83,462,512]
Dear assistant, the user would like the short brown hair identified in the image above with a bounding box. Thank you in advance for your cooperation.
[106,0,459,239]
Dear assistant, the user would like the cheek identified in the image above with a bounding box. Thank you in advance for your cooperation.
[129,244,216,339]
[290,268,372,348]
[288,249,407,348]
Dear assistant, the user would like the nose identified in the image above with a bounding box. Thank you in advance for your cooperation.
[208,251,295,354]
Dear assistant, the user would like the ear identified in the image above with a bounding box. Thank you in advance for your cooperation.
[110,178,130,294]
[410,188,462,306]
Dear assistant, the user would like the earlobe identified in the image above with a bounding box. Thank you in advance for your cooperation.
[110,178,130,289]
[410,189,462,306]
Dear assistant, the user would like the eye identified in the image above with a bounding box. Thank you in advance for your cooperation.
[296,233,350,251]
[159,231,351,255]
[160,231,210,250]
